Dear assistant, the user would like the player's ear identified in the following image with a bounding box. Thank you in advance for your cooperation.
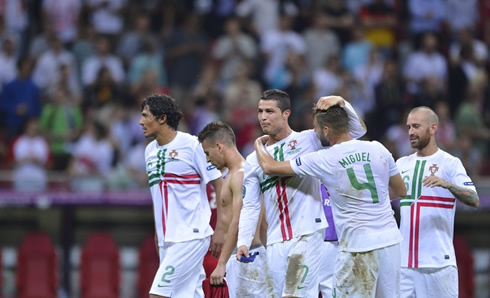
[216,142,223,153]
[158,114,167,125]
[283,109,291,119]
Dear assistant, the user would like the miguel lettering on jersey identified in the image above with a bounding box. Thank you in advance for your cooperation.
[338,152,371,168]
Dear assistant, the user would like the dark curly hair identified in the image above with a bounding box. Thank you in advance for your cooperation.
[141,94,183,130]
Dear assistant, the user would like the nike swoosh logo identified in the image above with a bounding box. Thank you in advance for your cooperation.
[157,284,169,288]
[401,170,409,174]
[297,286,305,290]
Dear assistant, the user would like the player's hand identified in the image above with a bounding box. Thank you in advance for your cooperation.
[256,135,269,145]
[316,95,345,110]
[210,228,224,258]
[236,245,249,260]
[422,176,449,189]
[210,263,226,285]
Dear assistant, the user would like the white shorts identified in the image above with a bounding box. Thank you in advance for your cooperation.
[225,245,267,297]
[400,265,458,298]
[149,236,210,297]
[333,243,400,298]
[267,230,323,297]
[319,241,338,298]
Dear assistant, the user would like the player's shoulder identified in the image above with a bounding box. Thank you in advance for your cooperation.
[245,150,259,165]
[144,139,157,156]
[396,151,417,164]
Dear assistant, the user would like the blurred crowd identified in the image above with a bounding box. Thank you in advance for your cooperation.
[0,0,489,192]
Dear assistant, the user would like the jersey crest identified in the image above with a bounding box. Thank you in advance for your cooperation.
[429,164,439,176]
[169,149,178,159]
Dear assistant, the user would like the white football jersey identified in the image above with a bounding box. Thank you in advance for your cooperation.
[237,100,366,248]
[145,132,222,245]
[396,149,476,268]
[291,140,402,253]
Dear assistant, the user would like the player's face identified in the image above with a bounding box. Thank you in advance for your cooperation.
[407,111,431,150]
[139,105,159,139]
[314,117,330,146]
[201,139,225,170]
[258,100,287,136]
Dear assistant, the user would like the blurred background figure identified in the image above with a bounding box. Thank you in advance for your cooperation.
[12,118,50,192]
[68,120,115,192]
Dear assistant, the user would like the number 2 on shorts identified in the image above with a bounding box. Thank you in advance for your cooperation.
[160,265,175,283]
[346,164,379,203]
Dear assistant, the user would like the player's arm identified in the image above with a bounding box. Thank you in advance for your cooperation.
[237,162,263,260]
[254,136,296,176]
[389,173,407,200]
[210,177,225,257]
[422,176,479,208]
[259,199,267,247]
[210,170,244,285]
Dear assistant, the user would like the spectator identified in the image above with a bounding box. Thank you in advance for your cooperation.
[29,20,57,59]
[322,0,355,46]
[81,35,125,86]
[128,39,166,92]
[0,58,41,141]
[12,118,50,192]
[0,0,28,56]
[261,14,306,88]
[454,85,490,157]
[312,55,343,101]
[434,101,456,152]
[39,86,84,171]
[403,32,447,95]
[68,120,115,192]
[0,35,18,91]
[453,134,482,179]
[84,0,127,38]
[342,24,373,74]
[222,62,262,150]
[353,47,384,116]
[116,12,157,67]
[373,58,406,139]
[449,28,488,67]
[303,11,341,74]
[236,0,297,39]
[211,16,258,86]
[407,0,446,39]
[85,66,123,110]
[165,13,207,106]
[358,0,397,53]
[32,35,77,91]
[41,0,81,44]
[71,23,96,83]
[446,0,479,36]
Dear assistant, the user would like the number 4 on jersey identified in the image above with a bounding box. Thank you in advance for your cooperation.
[346,164,379,203]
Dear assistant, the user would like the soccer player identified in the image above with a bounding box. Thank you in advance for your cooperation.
[253,104,407,297]
[139,94,224,298]
[396,106,479,297]
[198,121,267,297]
[236,90,366,297]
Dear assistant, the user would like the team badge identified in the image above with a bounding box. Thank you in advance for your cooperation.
[169,150,178,159]
[287,139,302,155]
[428,164,439,176]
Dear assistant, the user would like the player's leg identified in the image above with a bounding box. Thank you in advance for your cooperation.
[375,243,400,298]
[400,268,416,298]
[318,241,338,297]
[283,230,323,298]
[149,236,210,298]
[427,266,458,297]
[267,241,292,297]
[333,249,379,297]
[226,245,267,297]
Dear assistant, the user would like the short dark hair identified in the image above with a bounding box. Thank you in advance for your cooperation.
[198,121,236,146]
[260,89,291,112]
[141,94,183,130]
[313,104,349,134]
